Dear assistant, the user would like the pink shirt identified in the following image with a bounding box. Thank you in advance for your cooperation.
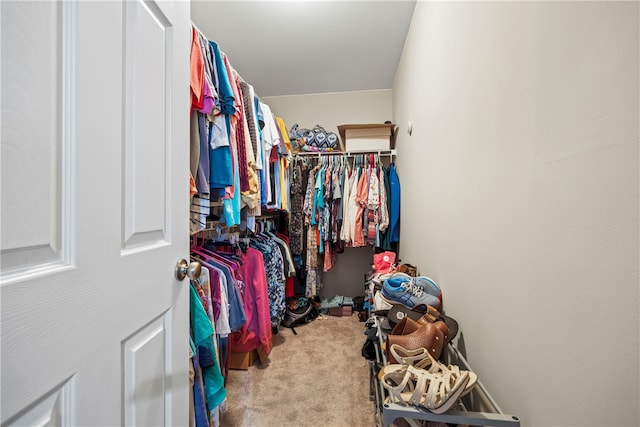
[229,247,272,356]
[353,170,370,247]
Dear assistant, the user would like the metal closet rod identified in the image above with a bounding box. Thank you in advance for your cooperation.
[293,149,397,159]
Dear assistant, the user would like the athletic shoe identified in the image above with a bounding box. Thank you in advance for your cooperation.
[387,273,442,303]
[366,272,394,293]
[412,276,442,307]
[374,290,394,313]
[382,275,441,309]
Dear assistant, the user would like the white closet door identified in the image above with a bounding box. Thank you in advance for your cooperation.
[1,1,191,425]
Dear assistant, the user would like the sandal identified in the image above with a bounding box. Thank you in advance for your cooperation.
[388,346,430,365]
[378,364,469,414]
[390,344,478,396]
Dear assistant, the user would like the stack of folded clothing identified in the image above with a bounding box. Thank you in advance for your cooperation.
[319,295,354,317]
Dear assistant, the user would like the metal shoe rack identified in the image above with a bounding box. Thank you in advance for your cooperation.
[367,313,521,427]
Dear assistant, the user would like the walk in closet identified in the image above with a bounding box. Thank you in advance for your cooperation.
[187,11,519,427]
[186,2,640,427]
[2,2,635,427]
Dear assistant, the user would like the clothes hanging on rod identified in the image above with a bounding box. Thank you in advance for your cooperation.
[189,230,273,426]
[189,249,234,427]
[189,23,298,425]
[291,151,398,251]
[190,282,226,427]
[288,152,401,297]
[189,24,292,235]
[293,149,397,160]
[189,216,295,349]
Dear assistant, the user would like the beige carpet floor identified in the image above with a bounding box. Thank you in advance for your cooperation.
[221,314,376,427]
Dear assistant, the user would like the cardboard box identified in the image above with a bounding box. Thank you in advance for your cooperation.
[337,123,396,152]
[229,347,270,370]
[229,350,257,370]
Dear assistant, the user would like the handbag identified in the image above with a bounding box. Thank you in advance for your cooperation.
[289,124,339,150]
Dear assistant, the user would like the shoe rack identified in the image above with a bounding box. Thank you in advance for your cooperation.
[368,314,522,427]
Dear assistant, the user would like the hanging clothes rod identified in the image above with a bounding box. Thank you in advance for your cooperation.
[293,149,397,159]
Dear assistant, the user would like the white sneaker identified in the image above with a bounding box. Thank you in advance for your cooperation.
[374,290,394,313]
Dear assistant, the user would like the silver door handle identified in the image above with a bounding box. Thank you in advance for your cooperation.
[175,259,202,281]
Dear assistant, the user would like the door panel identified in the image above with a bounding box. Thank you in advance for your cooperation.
[1,1,70,276]
[1,1,190,425]
[122,0,172,250]
[3,376,76,427]
[122,312,173,427]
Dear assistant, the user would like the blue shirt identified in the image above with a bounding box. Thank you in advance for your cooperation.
[389,163,401,242]
[208,41,235,116]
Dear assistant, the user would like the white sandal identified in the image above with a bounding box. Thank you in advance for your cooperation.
[378,364,469,414]
[390,344,478,396]
[389,346,430,365]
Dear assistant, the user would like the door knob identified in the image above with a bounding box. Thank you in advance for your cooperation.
[175,259,202,281]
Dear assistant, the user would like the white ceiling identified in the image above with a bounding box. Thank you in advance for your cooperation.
[190,1,417,97]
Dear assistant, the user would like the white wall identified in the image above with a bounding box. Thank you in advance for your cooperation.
[393,2,639,426]
[263,89,393,141]
[263,90,393,298]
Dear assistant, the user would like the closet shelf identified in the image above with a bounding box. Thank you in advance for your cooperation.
[293,149,397,158]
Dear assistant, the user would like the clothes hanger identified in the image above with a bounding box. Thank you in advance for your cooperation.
[199,226,243,261]
[200,241,243,264]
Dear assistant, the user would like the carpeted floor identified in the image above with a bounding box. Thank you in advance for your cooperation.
[221,314,376,427]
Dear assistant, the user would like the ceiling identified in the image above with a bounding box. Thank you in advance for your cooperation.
[190,1,417,97]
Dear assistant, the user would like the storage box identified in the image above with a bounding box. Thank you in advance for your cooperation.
[337,123,396,152]
[229,347,270,370]
[229,350,257,370]
[329,306,353,317]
